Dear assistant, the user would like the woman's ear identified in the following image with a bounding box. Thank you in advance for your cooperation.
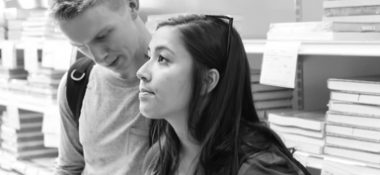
[129,0,139,9]
[202,68,220,95]
[128,0,139,19]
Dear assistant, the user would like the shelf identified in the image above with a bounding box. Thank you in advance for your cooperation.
[0,89,58,115]
[0,149,55,175]
[243,39,380,57]
[294,151,380,171]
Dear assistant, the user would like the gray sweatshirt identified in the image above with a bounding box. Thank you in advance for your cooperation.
[55,65,150,175]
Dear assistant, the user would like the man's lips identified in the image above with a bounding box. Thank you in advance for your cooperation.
[106,56,119,67]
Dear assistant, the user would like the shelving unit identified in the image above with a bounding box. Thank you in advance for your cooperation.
[0,39,67,174]
[243,39,380,56]
[244,39,380,174]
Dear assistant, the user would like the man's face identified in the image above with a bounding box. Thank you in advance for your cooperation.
[58,4,142,76]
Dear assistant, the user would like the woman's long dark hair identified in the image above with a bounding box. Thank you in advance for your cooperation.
[146,14,309,175]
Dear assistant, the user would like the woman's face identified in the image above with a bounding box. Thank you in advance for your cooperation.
[137,26,193,120]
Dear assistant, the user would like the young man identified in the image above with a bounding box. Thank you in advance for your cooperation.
[50,0,151,174]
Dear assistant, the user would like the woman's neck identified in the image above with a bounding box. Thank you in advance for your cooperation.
[167,116,201,175]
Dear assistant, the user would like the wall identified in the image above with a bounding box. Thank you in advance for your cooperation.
[302,0,323,21]
[140,0,324,39]
[140,0,296,39]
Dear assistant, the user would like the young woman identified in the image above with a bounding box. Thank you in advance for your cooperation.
[137,14,310,175]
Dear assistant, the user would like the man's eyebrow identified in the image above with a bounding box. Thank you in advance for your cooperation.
[94,27,111,39]
[71,27,111,47]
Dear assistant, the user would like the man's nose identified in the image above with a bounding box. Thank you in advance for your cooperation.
[88,43,108,63]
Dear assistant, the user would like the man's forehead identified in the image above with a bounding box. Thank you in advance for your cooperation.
[58,6,112,43]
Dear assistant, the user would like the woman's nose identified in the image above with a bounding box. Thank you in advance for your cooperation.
[136,62,150,82]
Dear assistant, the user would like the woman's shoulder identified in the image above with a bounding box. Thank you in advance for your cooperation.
[238,146,307,175]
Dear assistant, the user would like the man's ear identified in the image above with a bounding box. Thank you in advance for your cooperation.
[202,69,220,95]
[128,0,139,19]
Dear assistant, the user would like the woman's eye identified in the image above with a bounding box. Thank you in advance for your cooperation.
[144,54,151,60]
[158,55,167,63]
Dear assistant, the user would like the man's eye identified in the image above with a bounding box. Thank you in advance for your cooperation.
[96,35,106,40]
[96,31,109,40]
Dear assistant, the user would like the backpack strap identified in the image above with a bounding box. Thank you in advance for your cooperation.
[66,57,95,128]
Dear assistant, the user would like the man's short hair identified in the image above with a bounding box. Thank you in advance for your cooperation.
[49,0,126,21]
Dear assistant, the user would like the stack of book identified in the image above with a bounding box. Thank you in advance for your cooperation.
[321,159,380,175]
[0,67,28,82]
[0,148,56,175]
[4,8,66,41]
[0,108,4,146]
[250,69,294,120]
[0,67,28,92]
[322,0,380,39]
[27,68,65,102]
[0,41,29,92]
[3,8,29,41]
[0,12,5,40]
[21,9,66,41]
[0,109,57,160]
[267,109,326,155]
[0,41,29,85]
[325,75,380,166]
[323,0,380,24]
[267,0,380,41]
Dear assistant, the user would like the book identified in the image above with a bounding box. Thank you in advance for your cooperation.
[3,8,29,20]
[1,139,45,153]
[323,0,380,8]
[270,123,324,138]
[250,69,260,83]
[1,131,44,144]
[0,68,28,80]
[283,138,323,154]
[1,124,42,135]
[324,146,380,164]
[328,75,380,94]
[4,147,58,160]
[267,110,326,131]
[293,151,324,170]
[326,124,380,141]
[12,157,56,175]
[267,31,380,41]
[328,100,380,117]
[321,159,380,175]
[254,99,292,110]
[1,141,45,153]
[270,21,380,33]
[251,83,289,92]
[2,110,43,130]
[326,111,380,129]
[325,135,380,152]
[330,90,380,106]
[256,108,291,121]
[268,21,333,33]
[331,22,380,32]
[253,90,293,101]
[324,5,380,17]
[277,132,325,146]
[323,15,380,22]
